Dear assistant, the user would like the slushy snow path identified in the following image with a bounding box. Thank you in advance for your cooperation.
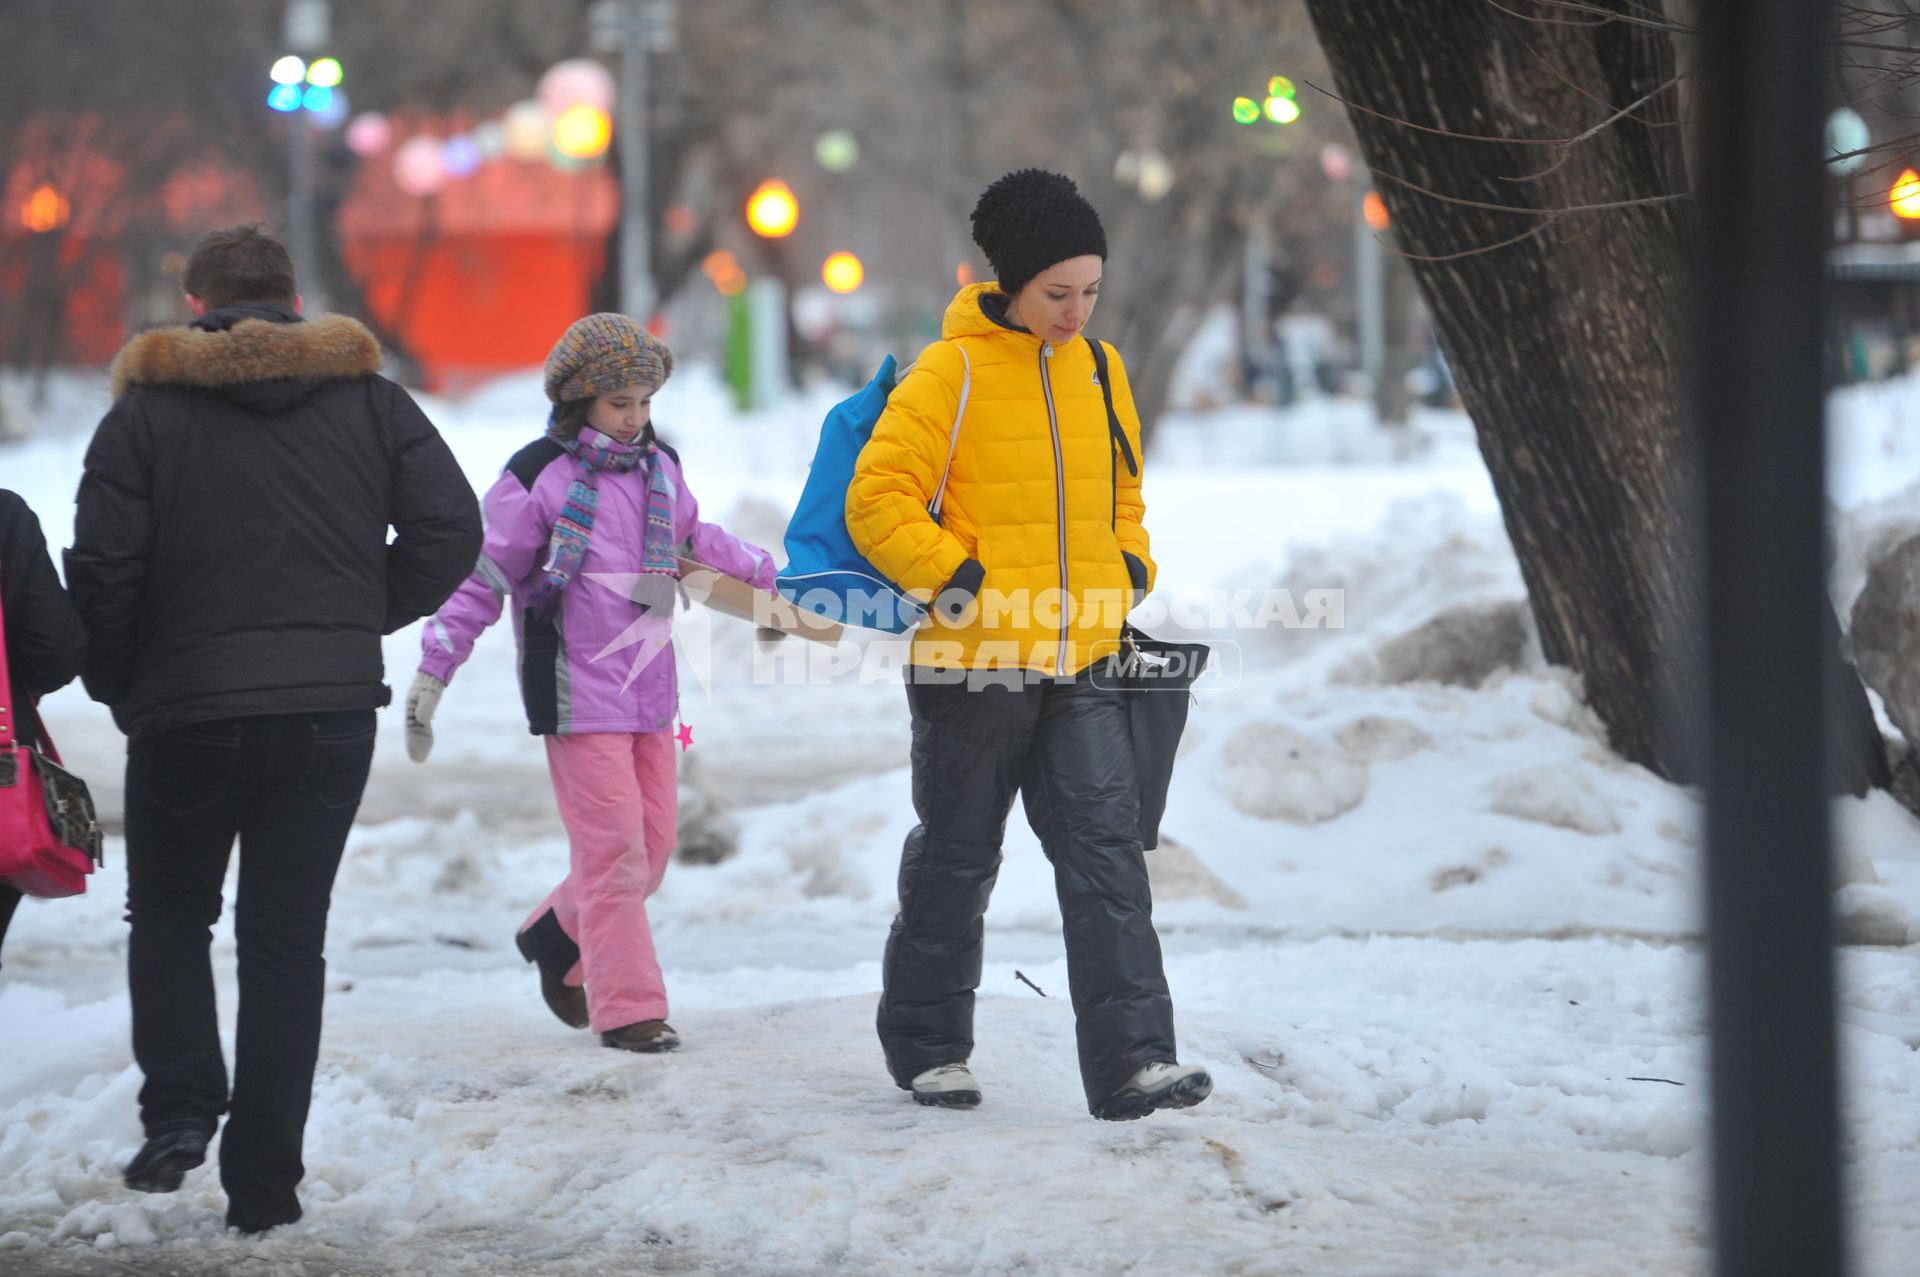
[2,366,1916,1274]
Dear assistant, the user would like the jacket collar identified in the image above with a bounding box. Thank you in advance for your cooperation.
[109,311,382,400]
[190,300,303,332]
[940,281,1082,354]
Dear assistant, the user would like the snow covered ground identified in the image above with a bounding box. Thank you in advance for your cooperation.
[1,362,1917,1275]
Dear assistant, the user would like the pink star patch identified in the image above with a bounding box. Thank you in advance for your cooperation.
[674,722,694,752]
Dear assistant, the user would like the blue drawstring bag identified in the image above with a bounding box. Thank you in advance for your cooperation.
[775,349,971,632]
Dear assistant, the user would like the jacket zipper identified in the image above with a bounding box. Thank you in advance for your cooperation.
[1039,343,1069,675]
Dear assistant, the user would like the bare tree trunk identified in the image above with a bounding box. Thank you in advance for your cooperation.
[1306,0,1887,792]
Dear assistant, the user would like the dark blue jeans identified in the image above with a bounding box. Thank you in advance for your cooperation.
[124,710,375,1220]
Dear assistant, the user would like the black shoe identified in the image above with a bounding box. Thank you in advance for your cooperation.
[123,1128,209,1194]
[227,1198,303,1235]
[601,1019,679,1053]
[516,909,589,1030]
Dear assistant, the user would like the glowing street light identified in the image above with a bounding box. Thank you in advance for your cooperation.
[746,179,799,238]
[267,54,344,116]
[552,104,613,160]
[822,251,865,294]
[814,129,859,173]
[702,250,746,296]
[1238,75,1301,127]
[1363,190,1391,231]
[20,183,70,234]
[1892,169,1920,220]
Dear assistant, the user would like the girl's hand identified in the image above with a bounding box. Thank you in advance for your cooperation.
[405,671,447,763]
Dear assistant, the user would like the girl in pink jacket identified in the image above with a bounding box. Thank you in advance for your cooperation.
[405,314,775,1053]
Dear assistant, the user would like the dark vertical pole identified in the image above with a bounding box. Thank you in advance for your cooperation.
[1695,2,1848,1275]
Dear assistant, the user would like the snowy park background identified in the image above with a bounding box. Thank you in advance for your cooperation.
[2,330,1918,1274]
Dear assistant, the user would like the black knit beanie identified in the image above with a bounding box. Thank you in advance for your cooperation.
[969,169,1108,296]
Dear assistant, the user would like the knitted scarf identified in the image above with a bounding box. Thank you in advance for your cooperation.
[526,427,680,618]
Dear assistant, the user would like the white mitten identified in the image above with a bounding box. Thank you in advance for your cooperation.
[404,671,446,763]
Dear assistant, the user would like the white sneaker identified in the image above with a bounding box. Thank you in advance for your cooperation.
[1094,1061,1212,1121]
[910,1062,982,1108]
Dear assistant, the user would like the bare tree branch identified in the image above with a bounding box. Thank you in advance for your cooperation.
[1388,219,1558,262]
[1371,163,1691,216]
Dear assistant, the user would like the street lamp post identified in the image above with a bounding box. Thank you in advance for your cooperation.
[1356,188,1384,394]
[288,105,317,305]
[595,0,677,323]
[283,0,330,309]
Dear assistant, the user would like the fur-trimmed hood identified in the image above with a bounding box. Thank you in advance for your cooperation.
[110,310,383,403]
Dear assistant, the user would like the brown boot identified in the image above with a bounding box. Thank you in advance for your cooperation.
[514,911,589,1030]
[601,1019,679,1053]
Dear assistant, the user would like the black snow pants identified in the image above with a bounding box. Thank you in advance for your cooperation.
[877,666,1176,1111]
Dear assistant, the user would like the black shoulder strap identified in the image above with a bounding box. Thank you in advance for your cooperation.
[1088,340,1139,478]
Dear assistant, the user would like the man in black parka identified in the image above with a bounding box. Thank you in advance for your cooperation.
[65,225,481,1234]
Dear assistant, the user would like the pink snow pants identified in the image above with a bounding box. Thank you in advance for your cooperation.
[524,731,679,1033]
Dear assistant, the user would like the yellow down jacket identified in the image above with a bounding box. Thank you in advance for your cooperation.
[846,282,1155,676]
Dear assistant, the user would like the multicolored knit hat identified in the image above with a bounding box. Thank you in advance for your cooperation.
[543,313,675,404]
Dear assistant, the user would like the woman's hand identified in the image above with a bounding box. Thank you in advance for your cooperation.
[932,558,985,626]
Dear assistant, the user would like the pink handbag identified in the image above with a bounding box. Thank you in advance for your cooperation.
[0,577,102,898]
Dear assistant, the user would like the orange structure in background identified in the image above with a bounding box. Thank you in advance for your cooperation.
[337,125,620,393]
[2,113,619,393]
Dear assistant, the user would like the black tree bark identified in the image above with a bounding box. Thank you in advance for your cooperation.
[1306,0,1888,792]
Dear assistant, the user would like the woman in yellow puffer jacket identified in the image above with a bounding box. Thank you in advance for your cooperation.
[847,169,1211,1121]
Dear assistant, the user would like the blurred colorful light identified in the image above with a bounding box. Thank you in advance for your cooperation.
[306,57,343,88]
[346,112,392,156]
[503,100,550,162]
[1363,190,1391,231]
[1136,152,1174,201]
[702,250,746,296]
[822,251,865,294]
[746,180,799,238]
[309,89,349,130]
[1320,142,1355,184]
[472,121,506,159]
[394,135,448,197]
[442,135,482,178]
[20,183,69,234]
[1893,169,1920,220]
[1232,97,1260,125]
[268,85,302,112]
[270,56,307,86]
[1265,95,1301,125]
[302,85,334,113]
[552,104,612,160]
[815,129,859,173]
[538,59,617,115]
